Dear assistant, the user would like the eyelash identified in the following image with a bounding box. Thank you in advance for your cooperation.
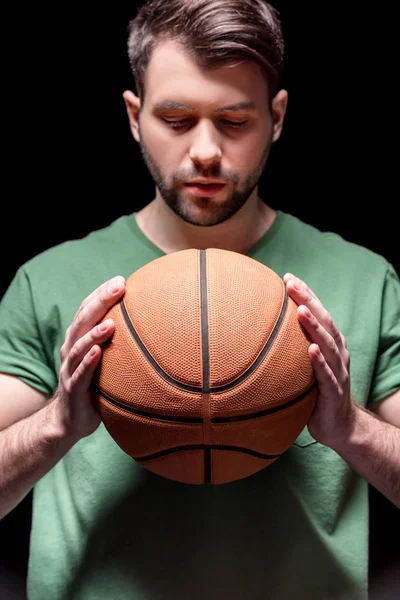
[163,119,248,130]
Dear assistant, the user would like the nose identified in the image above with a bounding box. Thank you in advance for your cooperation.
[189,120,222,168]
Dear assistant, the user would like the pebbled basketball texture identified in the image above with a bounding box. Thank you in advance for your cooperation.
[94,248,317,485]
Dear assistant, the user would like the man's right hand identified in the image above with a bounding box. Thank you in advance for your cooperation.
[50,275,126,442]
[0,275,126,518]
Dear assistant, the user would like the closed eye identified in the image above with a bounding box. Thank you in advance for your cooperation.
[163,119,248,130]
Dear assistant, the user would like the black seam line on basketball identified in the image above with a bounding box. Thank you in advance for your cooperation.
[210,381,317,423]
[135,445,281,462]
[96,380,316,425]
[119,282,288,394]
[120,299,202,393]
[96,388,203,423]
[200,250,211,483]
[211,288,289,393]
[200,249,210,393]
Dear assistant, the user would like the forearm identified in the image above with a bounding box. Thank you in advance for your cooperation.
[330,402,400,508]
[0,400,77,519]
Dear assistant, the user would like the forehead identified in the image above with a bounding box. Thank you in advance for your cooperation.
[143,39,269,109]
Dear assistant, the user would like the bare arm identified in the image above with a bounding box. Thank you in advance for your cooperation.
[0,275,126,520]
[367,390,400,428]
[0,376,76,519]
[332,392,400,508]
[284,274,400,509]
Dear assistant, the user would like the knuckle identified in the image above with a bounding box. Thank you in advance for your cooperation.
[58,367,66,386]
[68,343,80,364]
[62,378,72,396]
[78,296,88,312]
[337,384,345,398]
[74,310,85,329]
[333,332,342,348]
[328,338,337,355]
[97,291,109,307]
[59,344,67,361]
[326,314,335,331]
[329,372,339,389]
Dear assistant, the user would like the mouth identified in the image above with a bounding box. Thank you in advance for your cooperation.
[184,182,227,197]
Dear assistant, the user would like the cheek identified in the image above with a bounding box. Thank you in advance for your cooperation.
[142,123,182,169]
[230,132,269,171]
[248,123,272,153]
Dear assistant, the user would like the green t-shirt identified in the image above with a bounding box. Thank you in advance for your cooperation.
[0,210,399,600]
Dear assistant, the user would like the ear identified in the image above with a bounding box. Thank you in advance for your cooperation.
[122,90,141,142]
[271,89,289,143]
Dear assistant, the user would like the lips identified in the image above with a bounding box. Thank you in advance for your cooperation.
[184,182,226,197]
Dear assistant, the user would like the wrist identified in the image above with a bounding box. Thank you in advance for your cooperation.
[41,397,82,449]
[327,401,377,455]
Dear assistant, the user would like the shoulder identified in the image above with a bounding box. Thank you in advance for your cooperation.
[280,211,392,277]
[24,215,133,274]
[16,214,140,293]
[6,215,137,311]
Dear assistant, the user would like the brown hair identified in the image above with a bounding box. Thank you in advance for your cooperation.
[127,0,285,103]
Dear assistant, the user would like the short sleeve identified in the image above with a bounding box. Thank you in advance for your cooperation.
[369,263,400,403]
[0,266,57,396]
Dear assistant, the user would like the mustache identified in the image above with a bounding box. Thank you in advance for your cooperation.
[172,171,239,184]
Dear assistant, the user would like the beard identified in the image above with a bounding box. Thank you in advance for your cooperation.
[138,127,273,227]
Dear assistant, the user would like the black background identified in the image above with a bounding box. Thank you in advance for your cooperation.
[1,1,399,597]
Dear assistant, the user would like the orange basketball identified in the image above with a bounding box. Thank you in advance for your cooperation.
[94,248,317,485]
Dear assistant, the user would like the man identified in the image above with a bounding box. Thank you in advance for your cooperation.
[0,1,399,599]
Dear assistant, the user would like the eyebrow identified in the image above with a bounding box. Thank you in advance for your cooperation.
[153,101,257,113]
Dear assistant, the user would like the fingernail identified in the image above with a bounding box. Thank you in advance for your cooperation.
[287,278,299,290]
[108,284,121,294]
[108,278,123,294]
[99,318,113,332]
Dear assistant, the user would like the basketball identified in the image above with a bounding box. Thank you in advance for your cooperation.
[94,248,317,485]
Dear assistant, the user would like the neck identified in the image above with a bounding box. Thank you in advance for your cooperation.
[135,190,276,255]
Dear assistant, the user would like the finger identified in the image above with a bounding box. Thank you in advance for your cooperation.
[65,318,116,378]
[283,273,318,300]
[69,277,125,346]
[77,276,126,315]
[69,344,103,394]
[284,274,345,351]
[307,343,341,397]
[298,306,348,386]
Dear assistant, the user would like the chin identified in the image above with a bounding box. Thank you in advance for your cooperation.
[178,206,235,227]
